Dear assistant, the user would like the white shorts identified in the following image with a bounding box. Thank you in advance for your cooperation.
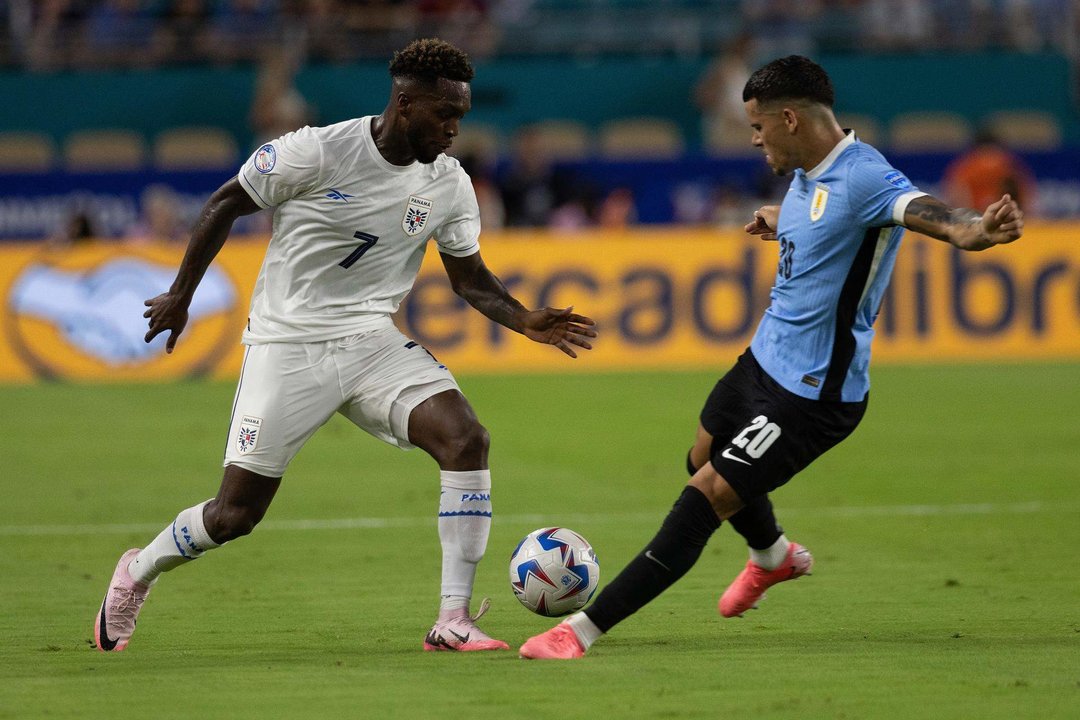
[222,324,460,477]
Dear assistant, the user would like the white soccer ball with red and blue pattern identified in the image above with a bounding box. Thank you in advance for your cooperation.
[509,527,600,617]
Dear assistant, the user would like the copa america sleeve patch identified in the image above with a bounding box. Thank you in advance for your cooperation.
[254,144,277,173]
[237,415,262,453]
[883,170,912,189]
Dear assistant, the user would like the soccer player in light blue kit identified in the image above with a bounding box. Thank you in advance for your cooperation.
[521,55,1023,659]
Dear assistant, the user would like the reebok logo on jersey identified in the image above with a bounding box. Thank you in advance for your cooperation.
[325,189,354,202]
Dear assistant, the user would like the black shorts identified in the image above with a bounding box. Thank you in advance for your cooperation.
[700,350,867,502]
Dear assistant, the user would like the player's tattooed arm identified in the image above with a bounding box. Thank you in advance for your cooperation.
[144,177,260,352]
[902,194,1023,251]
[440,251,597,358]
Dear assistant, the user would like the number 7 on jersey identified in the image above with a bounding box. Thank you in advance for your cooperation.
[339,231,379,269]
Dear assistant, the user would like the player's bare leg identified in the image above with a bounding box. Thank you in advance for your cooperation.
[94,466,279,652]
[409,389,509,651]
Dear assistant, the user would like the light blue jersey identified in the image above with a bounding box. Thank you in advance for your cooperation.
[750,132,926,402]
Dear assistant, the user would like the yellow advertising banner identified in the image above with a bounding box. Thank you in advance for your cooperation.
[1,224,1077,383]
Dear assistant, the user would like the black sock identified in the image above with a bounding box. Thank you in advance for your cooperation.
[686,448,781,550]
[727,495,783,549]
[584,486,721,633]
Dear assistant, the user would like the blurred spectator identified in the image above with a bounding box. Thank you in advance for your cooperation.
[204,0,282,65]
[4,1,1080,69]
[48,194,100,247]
[695,32,756,153]
[416,0,499,59]
[740,0,820,58]
[282,0,351,63]
[857,0,935,51]
[458,152,506,231]
[126,184,189,245]
[499,126,595,228]
[156,0,213,66]
[76,0,162,69]
[943,129,1038,215]
[22,0,89,71]
[498,125,559,227]
[597,187,637,228]
[249,50,314,143]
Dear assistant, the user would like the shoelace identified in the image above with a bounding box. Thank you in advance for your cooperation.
[469,597,491,622]
[109,586,148,624]
[437,598,495,640]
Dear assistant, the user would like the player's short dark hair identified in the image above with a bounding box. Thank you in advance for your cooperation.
[389,38,474,84]
[742,55,834,108]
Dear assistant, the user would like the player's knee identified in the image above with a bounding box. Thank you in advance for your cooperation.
[438,421,490,466]
[204,500,264,542]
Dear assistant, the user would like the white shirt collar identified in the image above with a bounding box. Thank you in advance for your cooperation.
[805,130,856,180]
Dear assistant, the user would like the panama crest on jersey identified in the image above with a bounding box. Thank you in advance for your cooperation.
[402,195,432,236]
[810,184,829,222]
[237,415,262,454]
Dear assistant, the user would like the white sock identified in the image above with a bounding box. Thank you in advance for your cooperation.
[437,469,492,599]
[566,612,603,650]
[128,499,221,585]
[439,595,469,619]
[749,534,791,571]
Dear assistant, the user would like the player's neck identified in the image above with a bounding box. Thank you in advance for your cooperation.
[370,113,417,166]
[799,123,847,173]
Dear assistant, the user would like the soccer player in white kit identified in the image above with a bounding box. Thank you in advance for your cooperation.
[93,38,597,654]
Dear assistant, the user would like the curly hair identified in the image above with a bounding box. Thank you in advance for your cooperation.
[389,38,474,84]
[742,55,834,108]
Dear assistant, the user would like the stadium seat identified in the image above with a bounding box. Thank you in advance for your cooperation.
[520,119,592,161]
[599,117,685,159]
[836,113,883,147]
[702,120,756,158]
[887,111,972,152]
[153,126,240,170]
[64,129,147,171]
[0,132,56,172]
[447,123,502,164]
[983,110,1062,151]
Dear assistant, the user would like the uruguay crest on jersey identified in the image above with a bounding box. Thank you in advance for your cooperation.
[402,195,433,236]
[810,184,829,221]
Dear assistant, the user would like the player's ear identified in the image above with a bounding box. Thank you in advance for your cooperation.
[783,108,798,134]
[396,91,412,117]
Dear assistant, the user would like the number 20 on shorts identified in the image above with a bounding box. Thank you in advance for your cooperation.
[731,415,782,459]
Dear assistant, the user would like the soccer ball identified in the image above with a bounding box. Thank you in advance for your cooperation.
[509,527,600,617]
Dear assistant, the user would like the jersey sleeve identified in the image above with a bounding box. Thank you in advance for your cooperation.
[845,156,926,227]
[237,127,324,209]
[434,173,481,257]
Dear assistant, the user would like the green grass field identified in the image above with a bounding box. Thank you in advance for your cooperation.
[2,364,1078,719]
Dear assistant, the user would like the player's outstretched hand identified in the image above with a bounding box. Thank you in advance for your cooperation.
[980,193,1023,249]
[143,292,190,353]
[521,306,597,358]
[744,205,780,241]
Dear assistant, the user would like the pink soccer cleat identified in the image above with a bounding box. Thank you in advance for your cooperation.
[519,622,586,660]
[719,542,813,618]
[94,548,151,652]
[423,598,510,652]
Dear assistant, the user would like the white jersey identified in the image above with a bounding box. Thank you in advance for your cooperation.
[237,116,481,344]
